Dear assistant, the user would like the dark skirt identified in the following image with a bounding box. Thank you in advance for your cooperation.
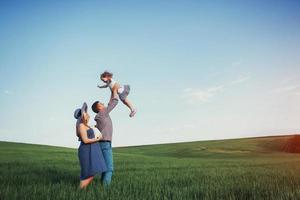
[78,129,107,180]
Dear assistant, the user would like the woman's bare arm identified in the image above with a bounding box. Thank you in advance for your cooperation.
[79,124,100,144]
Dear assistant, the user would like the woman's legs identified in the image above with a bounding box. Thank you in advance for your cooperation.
[80,176,94,189]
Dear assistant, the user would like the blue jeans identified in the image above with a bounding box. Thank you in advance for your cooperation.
[99,142,113,186]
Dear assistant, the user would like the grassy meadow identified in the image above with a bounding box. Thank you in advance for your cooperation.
[1,135,300,199]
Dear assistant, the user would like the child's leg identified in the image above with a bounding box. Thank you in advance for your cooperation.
[122,98,136,117]
[122,98,134,111]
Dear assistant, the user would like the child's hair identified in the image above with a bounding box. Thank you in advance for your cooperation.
[100,71,113,79]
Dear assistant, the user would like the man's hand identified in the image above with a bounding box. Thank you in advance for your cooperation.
[95,133,103,141]
[92,127,103,140]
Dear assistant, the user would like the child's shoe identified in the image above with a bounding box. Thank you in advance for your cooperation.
[129,109,137,118]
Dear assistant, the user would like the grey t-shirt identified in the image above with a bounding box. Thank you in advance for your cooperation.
[95,98,118,141]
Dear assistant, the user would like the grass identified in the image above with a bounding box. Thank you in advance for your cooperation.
[1,135,300,199]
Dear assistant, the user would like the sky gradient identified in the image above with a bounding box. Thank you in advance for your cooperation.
[1,0,300,147]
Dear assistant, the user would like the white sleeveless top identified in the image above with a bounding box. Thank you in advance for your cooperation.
[108,79,124,94]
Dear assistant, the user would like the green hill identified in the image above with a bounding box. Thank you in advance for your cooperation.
[114,135,293,157]
[1,135,300,199]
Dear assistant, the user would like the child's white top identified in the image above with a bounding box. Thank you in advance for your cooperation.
[108,79,124,94]
[108,79,116,89]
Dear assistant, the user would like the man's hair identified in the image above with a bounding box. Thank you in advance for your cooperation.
[100,71,113,79]
[92,101,100,113]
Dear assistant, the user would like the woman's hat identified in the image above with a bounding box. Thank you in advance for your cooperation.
[74,102,88,119]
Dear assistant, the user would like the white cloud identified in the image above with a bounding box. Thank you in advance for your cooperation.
[280,77,294,84]
[271,85,300,94]
[3,90,14,95]
[232,61,242,66]
[183,88,193,92]
[231,76,251,84]
[182,85,224,103]
[207,85,224,92]
[49,117,56,121]
[182,75,251,104]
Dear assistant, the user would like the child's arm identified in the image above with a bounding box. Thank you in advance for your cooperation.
[97,84,108,89]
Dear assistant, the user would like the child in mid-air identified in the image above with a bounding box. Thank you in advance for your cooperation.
[98,71,137,117]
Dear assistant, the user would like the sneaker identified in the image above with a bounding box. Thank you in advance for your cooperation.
[129,109,137,117]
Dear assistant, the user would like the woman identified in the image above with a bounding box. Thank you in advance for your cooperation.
[74,102,107,189]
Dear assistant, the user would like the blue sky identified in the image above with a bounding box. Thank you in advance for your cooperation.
[0,0,300,147]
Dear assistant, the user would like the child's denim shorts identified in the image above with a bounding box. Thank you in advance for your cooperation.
[119,85,130,102]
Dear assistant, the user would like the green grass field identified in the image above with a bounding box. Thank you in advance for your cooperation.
[1,135,300,199]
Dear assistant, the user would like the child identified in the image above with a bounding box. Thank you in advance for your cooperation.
[98,71,137,117]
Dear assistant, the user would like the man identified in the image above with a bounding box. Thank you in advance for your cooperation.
[91,91,118,186]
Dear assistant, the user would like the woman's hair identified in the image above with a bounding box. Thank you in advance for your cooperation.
[81,113,88,125]
[100,71,113,79]
[76,113,88,137]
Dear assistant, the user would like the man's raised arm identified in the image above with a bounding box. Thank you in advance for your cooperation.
[106,90,118,114]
